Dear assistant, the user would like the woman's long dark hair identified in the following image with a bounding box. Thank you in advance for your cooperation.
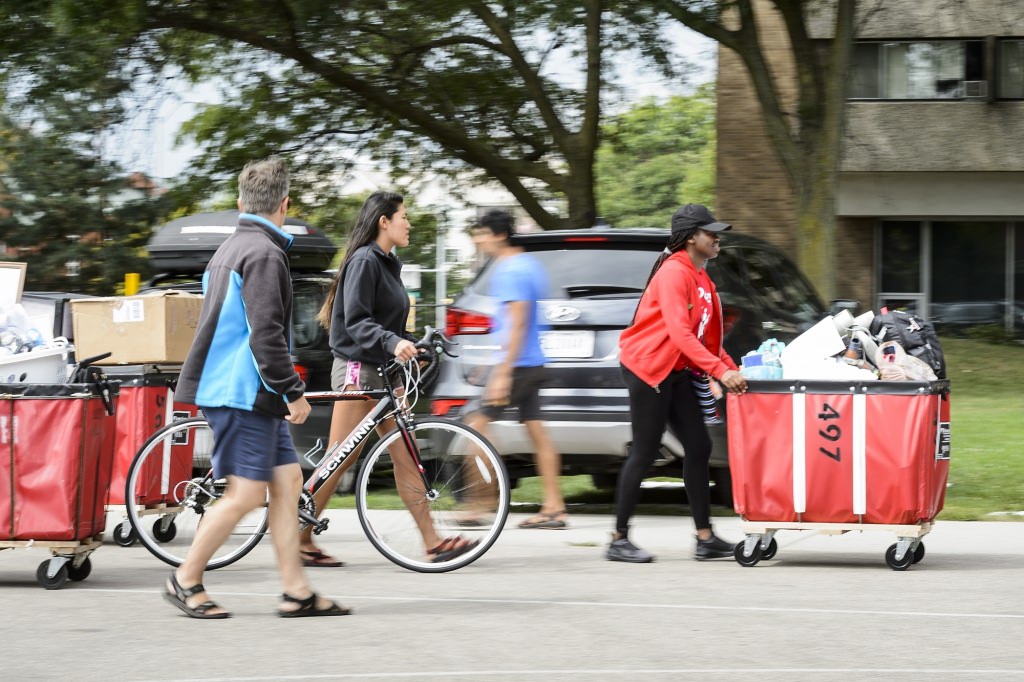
[317,191,405,329]
[643,228,694,288]
[629,228,696,327]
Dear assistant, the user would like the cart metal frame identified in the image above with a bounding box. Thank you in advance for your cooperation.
[0,535,103,589]
[735,520,933,570]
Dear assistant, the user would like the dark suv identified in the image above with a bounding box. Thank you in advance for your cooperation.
[141,210,338,466]
[140,271,336,462]
[429,227,828,504]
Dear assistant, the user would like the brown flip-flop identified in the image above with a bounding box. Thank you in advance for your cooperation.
[300,548,345,568]
[517,510,568,530]
[427,536,480,563]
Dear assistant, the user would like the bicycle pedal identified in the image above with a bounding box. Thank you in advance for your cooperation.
[313,518,330,535]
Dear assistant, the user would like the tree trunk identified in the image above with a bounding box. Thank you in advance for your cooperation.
[793,164,839,303]
[563,151,598,229]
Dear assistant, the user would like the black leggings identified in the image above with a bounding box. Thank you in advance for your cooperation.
[614,365,713,536]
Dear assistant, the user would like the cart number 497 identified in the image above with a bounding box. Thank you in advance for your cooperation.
[817,402,842,462]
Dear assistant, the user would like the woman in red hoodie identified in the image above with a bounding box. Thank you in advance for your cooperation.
[606,204,748,564]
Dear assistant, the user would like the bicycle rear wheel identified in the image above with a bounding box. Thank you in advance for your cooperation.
[355,417,509,572]
[124,417,268,570]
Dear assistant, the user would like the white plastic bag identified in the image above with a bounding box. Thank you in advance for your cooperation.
[874,341,937,382]
[0,304,45,357]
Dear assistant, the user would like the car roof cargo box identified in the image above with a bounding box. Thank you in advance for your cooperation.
[147,210,338,274]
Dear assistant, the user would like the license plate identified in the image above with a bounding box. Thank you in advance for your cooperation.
[540,330,595,358]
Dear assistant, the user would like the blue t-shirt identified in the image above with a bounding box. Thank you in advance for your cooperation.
[489,253,548,367]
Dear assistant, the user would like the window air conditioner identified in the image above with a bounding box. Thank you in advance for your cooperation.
[961,80,988,100]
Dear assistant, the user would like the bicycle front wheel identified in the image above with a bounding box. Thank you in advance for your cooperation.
[124,417,268,570]
[356,417,509,573]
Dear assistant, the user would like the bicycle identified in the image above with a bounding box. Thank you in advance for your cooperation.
[122,327,510,573]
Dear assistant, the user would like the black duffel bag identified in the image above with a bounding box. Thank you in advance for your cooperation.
[869,310,946,379]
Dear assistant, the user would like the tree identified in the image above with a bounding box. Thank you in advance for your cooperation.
[0,0,870,301]
[646,0,859,299]
[0,1,688,233]
[595,84,716,228]
[0,117,168,294]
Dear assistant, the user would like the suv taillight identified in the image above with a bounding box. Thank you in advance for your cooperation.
[722,305,741,335]
[431,399,468,417]
[445,307,493,336]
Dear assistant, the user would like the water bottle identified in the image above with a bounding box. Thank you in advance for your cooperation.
[843,338,863,364]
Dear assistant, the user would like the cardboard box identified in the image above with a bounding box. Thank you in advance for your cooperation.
[71,292,203,364]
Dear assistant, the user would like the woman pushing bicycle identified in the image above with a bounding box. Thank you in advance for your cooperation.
[304,191,479,566]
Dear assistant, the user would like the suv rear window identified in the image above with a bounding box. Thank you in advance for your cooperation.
[737,246,823,317]
[472,247,660,299]
[291,277,333,348]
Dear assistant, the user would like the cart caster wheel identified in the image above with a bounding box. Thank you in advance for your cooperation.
[761,538,779,561]
[885,543,913,571]
[113,523,137,547]
[36,561,69,590]
[153,521,177,543]
[67,557,92,582]
[912,542,925,564]
[734,541,762,567]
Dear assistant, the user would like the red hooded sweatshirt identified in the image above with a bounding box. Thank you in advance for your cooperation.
[619,250,737,388]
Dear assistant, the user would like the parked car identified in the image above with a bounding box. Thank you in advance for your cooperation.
[142,211,338,467]
[139,271,335,462]
[429,226,830,505]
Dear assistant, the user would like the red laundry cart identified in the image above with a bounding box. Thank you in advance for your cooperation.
[726,379,950,570]
[100,365,200,547]
[0,382,118,588]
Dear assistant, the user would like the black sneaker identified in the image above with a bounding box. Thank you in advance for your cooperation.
[606,537,655,563]
[694,533,736,561]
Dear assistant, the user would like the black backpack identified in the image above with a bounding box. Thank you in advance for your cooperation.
[869,310,946,379]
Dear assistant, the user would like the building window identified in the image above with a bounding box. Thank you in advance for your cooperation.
[878,220,1020,333]
[930,221,1006,328]
[1015,223,1023,335]
[877,221,924,314]
[851,41,984,99]
[999,39,1024,99]
[880,221,921,293]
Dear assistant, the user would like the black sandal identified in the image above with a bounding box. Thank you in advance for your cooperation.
[278,592,352,618]
[163,572,231,619]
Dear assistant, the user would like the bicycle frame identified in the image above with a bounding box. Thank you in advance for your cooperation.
[303,364,432,501]
[123,330,511,572]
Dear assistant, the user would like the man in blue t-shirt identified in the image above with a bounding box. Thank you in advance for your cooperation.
[465,210,568,529]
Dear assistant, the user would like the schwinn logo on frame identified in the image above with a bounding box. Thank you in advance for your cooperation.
[316,416,377,481]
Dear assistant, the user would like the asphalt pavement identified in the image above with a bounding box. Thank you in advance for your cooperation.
[2,510,1023,682]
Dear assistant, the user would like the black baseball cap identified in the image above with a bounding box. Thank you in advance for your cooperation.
[670,204,732,235]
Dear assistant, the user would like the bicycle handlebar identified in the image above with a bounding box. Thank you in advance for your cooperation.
[303,326,455,403]
[413,325,457,355]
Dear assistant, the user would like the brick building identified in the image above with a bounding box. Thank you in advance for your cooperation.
[717,0,1024,334]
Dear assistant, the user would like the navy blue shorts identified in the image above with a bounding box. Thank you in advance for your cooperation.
[203,407,298,482]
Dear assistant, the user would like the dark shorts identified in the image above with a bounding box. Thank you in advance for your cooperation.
[203,407,298,482]
[469,365,546,423]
